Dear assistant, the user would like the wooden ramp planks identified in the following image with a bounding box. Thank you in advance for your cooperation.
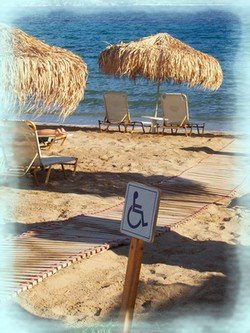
[0,139,247,296]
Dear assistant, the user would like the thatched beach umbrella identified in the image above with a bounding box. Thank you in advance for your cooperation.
[99,33,223,117]
[0,23,88,118]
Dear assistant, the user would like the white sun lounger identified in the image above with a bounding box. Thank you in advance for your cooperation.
[158,93,205,136]
[0,120,78,185]
[99,92,150,133]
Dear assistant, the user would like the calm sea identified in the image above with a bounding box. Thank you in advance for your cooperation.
[9,6,243,131]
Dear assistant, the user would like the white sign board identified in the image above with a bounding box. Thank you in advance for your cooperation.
[120,182,160,243]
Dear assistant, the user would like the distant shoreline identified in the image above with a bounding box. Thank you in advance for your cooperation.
[34,121,237,136]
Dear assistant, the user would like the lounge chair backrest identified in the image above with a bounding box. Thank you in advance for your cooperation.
[24,120,43,161]
[161,93,190,126]
[103,92,130,123]
[0,120,38,175]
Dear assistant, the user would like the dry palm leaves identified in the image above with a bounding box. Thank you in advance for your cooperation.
[0,23,88,118]
[99,33,223,90]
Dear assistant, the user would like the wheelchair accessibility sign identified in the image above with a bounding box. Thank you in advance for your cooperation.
[121,182,160,243]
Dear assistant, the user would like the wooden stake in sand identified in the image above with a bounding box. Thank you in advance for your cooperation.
[120,182,160,333]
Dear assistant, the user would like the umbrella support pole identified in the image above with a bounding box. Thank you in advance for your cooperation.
[148,82,161,133]
[154,81,160,118]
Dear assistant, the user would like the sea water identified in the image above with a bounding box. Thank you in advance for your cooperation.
[3,5,243,132]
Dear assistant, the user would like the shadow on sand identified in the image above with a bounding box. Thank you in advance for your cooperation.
[2,170,208,197]
[181,145,249,157]
[103,230,241,324]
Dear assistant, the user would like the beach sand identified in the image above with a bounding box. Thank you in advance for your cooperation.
[8,128,242,327]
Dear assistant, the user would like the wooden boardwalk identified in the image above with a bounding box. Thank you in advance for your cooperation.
[0,139,247,296]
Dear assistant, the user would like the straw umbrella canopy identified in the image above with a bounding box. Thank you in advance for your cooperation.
[98,33,223,117]
[0,23,88,118]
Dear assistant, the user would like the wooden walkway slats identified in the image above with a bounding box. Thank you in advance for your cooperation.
[0,140,246,296]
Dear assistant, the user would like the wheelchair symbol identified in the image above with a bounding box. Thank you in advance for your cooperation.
[127,191,148,229]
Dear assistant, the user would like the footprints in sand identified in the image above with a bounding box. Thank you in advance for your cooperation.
[67,302,102,321]
[101,283,111,289]
[144,266,168,287]
[94,307,102,316]
[141,300,152,310]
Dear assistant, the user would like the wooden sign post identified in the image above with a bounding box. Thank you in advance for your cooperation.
[120,238,144,333]
[120,182,160,333]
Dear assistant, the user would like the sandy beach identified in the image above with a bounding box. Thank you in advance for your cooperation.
[5,127,243,327]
